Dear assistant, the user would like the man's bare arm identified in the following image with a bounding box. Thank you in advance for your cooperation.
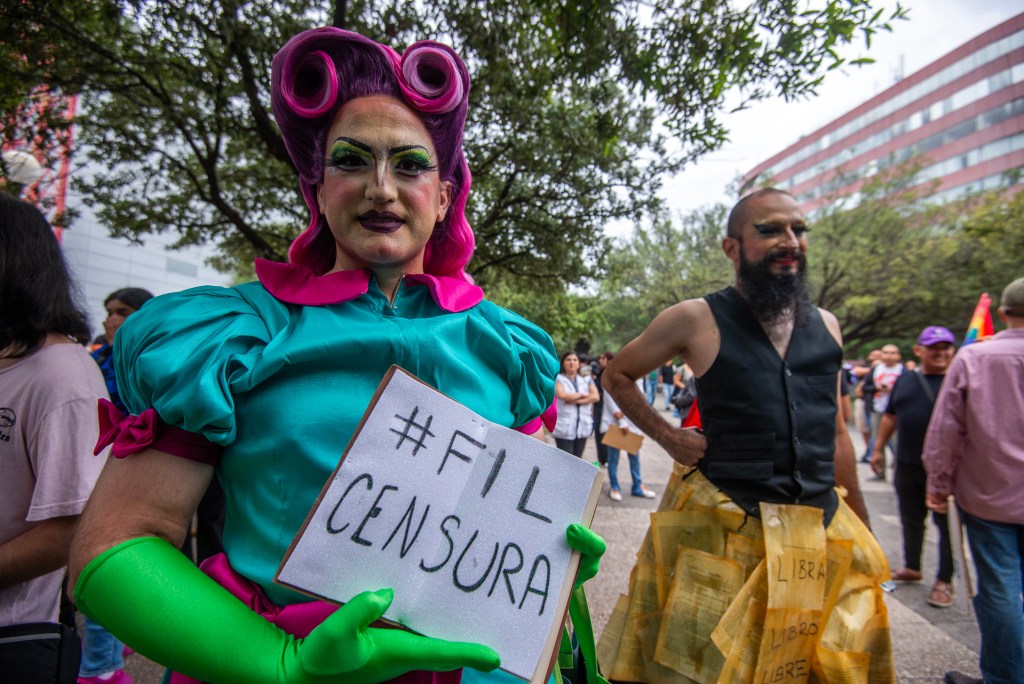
[603,300,715,466]
[69,448,213,590]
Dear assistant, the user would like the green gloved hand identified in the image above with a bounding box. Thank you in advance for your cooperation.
[300,586,500,681]
[75,537,499,683]
[566,524,606,591]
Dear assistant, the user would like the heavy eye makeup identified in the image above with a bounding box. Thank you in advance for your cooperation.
[390,146,437,177]
[324,138,437,177]
[325,139,372,173]
[753,222,810,236]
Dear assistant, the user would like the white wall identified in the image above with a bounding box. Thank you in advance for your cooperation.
[60,200,234,340]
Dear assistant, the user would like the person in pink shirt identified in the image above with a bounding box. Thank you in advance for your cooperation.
[923,277,1024,684]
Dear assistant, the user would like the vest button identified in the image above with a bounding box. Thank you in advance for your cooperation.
[793,437,801,445]
[785,367,793,377]
[794,470,802,479]
[791,400,799,410]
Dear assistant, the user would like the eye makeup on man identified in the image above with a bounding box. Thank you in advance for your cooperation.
[325,137,438,178]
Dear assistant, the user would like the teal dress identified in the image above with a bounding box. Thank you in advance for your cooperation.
[114,265,558,613]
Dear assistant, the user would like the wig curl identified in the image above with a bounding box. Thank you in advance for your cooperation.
[271,28,474,280]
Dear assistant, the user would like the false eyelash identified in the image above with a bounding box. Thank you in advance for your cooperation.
[323,156,352,168]
[395,158,439,173]
[323,156,361,176]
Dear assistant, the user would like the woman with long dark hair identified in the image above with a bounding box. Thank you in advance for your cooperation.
[0,194,107,681]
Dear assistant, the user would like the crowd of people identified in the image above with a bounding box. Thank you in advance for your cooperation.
[1,22,1021,684]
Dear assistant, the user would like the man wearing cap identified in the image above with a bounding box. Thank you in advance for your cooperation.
[923,277,1024,684]
[871,326,957,608]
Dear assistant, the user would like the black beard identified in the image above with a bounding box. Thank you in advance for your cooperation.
[736,249,813,326]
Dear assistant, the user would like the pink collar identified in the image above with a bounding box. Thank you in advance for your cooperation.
[254,259,484,313]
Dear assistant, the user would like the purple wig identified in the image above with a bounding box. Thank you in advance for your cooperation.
[271,27,474,279]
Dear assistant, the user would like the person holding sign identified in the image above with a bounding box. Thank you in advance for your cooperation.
[600,377,656,502]
[69,27,603,684]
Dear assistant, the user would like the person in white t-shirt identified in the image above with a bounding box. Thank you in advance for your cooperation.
[0,194,110,679]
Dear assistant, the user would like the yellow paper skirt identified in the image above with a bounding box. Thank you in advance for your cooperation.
[596,466,894,684]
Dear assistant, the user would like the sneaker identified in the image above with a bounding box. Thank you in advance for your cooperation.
[78,670,133,684]
[928,580,955,608]
[944,672,983,684]
[632,487,657,499]
[122,646,134,658]
[890,567,924,582]
[609,489,622,502]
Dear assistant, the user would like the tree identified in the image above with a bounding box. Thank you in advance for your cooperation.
[943,182,1024,325]
[1,0,905,284]
[587,204,733,351]
[587,162,1024,355]
[486,272,609,354]
[806,162,1024,351]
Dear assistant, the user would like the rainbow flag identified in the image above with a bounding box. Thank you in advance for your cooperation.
[963,292,995,345]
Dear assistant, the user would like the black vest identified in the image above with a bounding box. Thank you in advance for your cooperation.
[696,287,842,523]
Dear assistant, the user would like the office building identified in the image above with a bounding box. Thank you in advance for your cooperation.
[741,12,1024,212]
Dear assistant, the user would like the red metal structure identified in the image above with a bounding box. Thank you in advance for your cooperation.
[2,85,78,241]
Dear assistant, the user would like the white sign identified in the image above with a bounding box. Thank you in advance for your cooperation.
[277,367,602,682]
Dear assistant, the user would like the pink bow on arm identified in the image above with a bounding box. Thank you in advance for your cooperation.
[95,399,222,465]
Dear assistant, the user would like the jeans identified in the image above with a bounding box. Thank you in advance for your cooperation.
[961,508,1024,684]
[555,437,587,458]
[893,462,954,582]
[862,398,874,453]
[646,380,657,405]
[663,384,673,410]
[79,614,125,677]
[606,446,643,495]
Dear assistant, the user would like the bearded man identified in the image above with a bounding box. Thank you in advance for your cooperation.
[598,189,892,682]
[604,187,869,524]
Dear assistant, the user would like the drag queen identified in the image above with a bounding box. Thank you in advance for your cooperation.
[70,27,603,684]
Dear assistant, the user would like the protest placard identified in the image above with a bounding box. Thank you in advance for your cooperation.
[276,366,602,683]
[601,424,644,454]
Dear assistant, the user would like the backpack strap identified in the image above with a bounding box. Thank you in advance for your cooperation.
[912,370,937,405]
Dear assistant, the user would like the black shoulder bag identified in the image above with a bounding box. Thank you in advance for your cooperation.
[0,577,82,683]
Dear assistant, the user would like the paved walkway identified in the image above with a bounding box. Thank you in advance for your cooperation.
[119,406,983,683]
[581,403,983,683]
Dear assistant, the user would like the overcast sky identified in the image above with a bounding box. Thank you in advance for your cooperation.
[614,0,1021,237]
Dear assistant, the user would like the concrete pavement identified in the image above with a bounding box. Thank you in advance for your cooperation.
[581,403,983,683]
[118,405,983,683]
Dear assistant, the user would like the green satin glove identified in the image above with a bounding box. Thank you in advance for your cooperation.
[74,537,500,683]
[566,524,605,591]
